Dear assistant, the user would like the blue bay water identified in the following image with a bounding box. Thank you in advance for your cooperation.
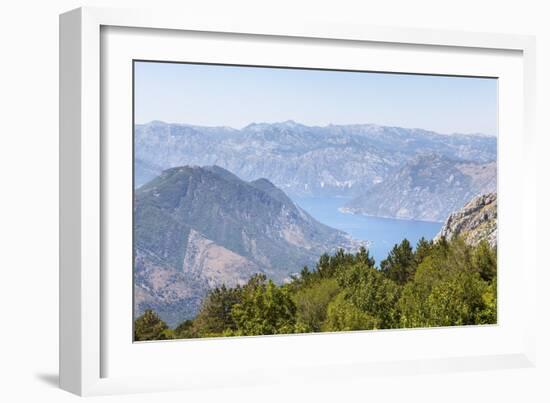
[292,197,443,265]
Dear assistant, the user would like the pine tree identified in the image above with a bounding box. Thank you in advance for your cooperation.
[190,285,243,336]
[134,309,171,341]
[380,239,416,285]
[356,246,376,268]
[472,240,497,282]
[414,237,433,266]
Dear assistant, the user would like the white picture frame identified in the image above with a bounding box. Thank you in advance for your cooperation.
[60,6,537,396]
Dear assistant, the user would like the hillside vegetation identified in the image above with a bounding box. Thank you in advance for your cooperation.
[134,236,497,341]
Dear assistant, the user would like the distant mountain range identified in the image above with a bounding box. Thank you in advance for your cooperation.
[342,154,496,222]
[134,121,497,200]
[134,165,363,326]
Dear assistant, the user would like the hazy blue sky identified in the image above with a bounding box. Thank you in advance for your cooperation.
[134,61,497,136]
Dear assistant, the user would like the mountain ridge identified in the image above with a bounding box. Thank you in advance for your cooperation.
[342,153,496,222]
[134,165,365,326]
[142,119,496,137]
[134,121,497,200]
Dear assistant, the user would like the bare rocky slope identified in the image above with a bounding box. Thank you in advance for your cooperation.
[134,165,363,326]
[434,192,497,247]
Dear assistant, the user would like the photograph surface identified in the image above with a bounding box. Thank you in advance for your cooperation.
[133,61,497,341]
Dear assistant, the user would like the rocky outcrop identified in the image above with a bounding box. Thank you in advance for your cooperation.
[434,192,497,247]
[181,229,260,289]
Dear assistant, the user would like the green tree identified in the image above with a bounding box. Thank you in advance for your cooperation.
[380,239,416,285]
[472,240,497,282]
[287,266,313,291]
[477,278,497,323]
[414,237,433,266]
[337,263,401,328]
[356,246,376,268]
[174,320,195,338]
[231,277,297,336]
[316,253,332,278]
[189,285,243,337]
[398,238,492,328]
[315,249,358,279]
[134,309,172,341]
[323,292,378,331]
[293,278,340,332]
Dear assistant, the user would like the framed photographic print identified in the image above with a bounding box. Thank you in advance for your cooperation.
[60,7,537,396]
[132,61,498,340]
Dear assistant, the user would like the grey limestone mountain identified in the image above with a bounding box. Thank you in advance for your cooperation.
[342,153,496,222]
[134,120,497,200]
[134,165,364,326]
[434,192,497,247]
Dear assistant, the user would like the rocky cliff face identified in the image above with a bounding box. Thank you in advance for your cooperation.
[343,154,496,222]
[134,165,364,326]
[434,192,497,247]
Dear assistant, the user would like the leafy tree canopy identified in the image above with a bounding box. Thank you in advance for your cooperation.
[134,309,172,341]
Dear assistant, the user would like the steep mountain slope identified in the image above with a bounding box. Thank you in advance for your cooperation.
[134,121,497,197]
[134,165,363,326]
[434,192,497,247]
[342,154,496,222]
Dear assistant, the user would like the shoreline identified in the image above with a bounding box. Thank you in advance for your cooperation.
[337,207,444,224]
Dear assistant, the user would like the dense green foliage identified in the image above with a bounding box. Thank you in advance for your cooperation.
[135,239,497,341]
[134,309,174,341]
[380,239,416,285]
